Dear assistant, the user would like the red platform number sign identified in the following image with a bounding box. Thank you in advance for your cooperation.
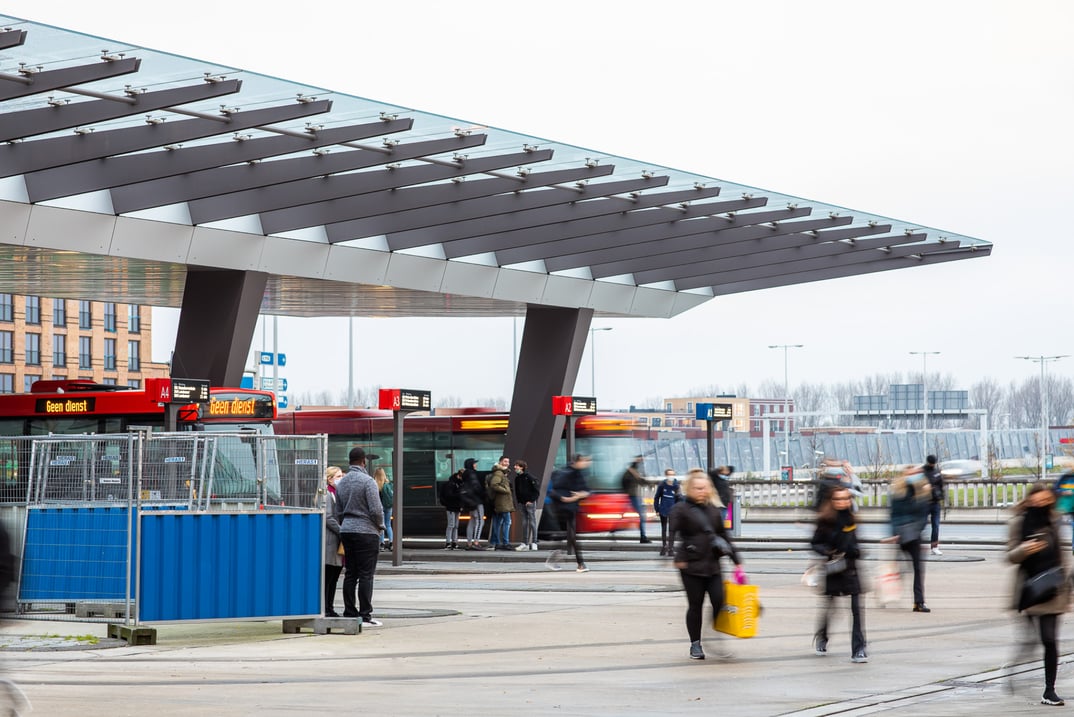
[379,389,402,410]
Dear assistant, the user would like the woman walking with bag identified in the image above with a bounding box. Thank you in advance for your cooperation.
[811,486,867,663]
[670,469,744,660]
[1007,481,1070,706]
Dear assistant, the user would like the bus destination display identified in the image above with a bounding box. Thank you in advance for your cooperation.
[35,398,96,414]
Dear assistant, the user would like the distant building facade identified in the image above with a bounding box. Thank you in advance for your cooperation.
[0,294,169,393]
[629,395,795,435]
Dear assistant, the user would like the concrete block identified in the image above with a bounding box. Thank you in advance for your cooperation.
[282,617,362,635]
[107,623,156,645]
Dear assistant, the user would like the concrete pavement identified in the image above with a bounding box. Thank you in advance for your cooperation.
[1,543,1071,716]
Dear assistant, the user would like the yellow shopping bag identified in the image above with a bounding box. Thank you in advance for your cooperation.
[714,581,759,638]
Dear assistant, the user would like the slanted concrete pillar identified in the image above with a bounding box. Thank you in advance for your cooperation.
[171,268,267,386]
[504,305,592,503]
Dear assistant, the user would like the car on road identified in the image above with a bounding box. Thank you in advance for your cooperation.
[940,459,983,479]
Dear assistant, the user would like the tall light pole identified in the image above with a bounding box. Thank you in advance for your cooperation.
[589,327,612,396]
[768,344,803,470]
[1016,355,1069,480]
[910,351,940,457]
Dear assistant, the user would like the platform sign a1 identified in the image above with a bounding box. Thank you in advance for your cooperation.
[552,395,597,416]
[378,388,431,412]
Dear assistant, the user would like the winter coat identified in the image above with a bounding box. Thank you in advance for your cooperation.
[439,473,464,512]
[488,465,515,513]
[924,463,944,504]
[334,464,384,536]
[322,489,342,568]
[459,459,485,512]
[549,465,589,515]
[890,473,930,541]
[653,479,681,517]
[669,499,740,577]
[811,509,862,596]
[514,471,540,504]
[1007,507,1072,616]
[380,480,394,512]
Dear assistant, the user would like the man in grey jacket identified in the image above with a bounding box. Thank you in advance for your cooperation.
[334,446,385,626]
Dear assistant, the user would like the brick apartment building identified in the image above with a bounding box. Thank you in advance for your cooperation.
[0,293,169,394]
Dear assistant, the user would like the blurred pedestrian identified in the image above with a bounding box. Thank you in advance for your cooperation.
[459,458,487,551]
[513,459,540,551]
[621,455,652,544]
[321,466,344,617]
[334,447,385,627]
[373,467,394,551]
[488,455,515,550]
[924,455,945,555]
[708,465,735,525]
[653,468,682,556]
[546,454,592,573]
[670,469,744,660]
[439,469,464,550]
[886,466,932,612]
[1007,481,1070,706]
[811,485,867,663]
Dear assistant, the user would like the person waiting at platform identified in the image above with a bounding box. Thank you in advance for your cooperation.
[334,447,385,627]
[653,468,681,557]
[621,456,652,544]
[322,466,344,617]
[923,455,945,555]
[513,459,540,551]
[459,458,487,551]
[488,455,515,550]
[374,467,393,551]
[439,469,464,550]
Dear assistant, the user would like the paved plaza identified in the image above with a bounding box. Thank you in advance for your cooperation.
[0,541,1071,716]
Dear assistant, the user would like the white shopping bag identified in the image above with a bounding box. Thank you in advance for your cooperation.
[876,561,901,606]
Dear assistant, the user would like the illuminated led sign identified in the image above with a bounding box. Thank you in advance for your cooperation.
[35,398,96,414]
[379,388,431,411]
[552,396,597,416]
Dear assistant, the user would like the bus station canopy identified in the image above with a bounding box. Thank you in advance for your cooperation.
[0,17,991,319]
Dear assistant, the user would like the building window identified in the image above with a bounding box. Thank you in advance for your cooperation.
[79,300,92,329]
[79,336,92,369]
[53,334,66,367]
[0,374,12,394]
[127,340,140,371]
[23,375,39,392]
[104,338,116,371]
[104,302,116,332]
[25,296,40,325]
[26,333,40,365]
[686,402,693,413]
[128,305,141,333]
[127,379,141,389]
[0,331,11,364]
[0,295,10,322]
[102,377,117,386]
[665,403,672,413]
[53,299,66,326]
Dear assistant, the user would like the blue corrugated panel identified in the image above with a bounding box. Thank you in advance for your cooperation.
[19,507,135,601]
[139,511,320,622]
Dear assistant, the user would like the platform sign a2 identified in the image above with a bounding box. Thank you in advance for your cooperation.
[552,396,597,416]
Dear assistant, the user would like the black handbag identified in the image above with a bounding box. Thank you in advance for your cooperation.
[1019,566,1065,611]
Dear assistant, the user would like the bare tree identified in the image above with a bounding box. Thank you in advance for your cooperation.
[969,377,1004,429]
[436,395,464,409]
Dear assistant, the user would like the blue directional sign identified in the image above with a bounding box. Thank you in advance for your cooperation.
[278,395,289,409]
[258,352,286,366]
[278,353,286,367]
[259,352,273,365]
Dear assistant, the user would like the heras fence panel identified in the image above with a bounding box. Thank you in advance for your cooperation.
[137,510,321,622]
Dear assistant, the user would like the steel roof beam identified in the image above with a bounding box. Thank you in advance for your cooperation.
[628,223,892,283]
[190,146,548,224]
[263,164,616,235]
[28,117,414,203]
[709,245,990,295]
[542,207,816,272]
[0,57,141,102]
[0,29,27,49]
[327,175,670,243]
[674,234,938,290]
[189,134,491,222]
[0,78,242,142]
[627,230,920,284]
[1,98,332,178]
[443,194,765,260]
[386,185,727,251]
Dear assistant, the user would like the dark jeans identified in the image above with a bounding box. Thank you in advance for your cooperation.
[816,593,866,655]
[899,538,926,604]
[928,502,942,546]
[341,532,380,620]
[628,494,647,538]
[324,564,342,615]
[559,510,584,566]
[679,571,724,642]
[660,515,670,547]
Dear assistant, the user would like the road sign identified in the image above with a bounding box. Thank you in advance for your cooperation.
[260,377,288,391]
[258,352,286,366]
[259,352,273,365]
[278,353,286,367]
[278,394,288,409]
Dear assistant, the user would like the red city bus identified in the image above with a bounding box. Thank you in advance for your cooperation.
[0,378,279,502]
[274,407,649,538]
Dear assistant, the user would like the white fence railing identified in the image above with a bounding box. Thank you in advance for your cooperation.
[724,478,1034,509]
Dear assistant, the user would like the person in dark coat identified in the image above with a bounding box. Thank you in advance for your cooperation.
[459,458,487,550]
[545,454,592,572]
[708,465,735,524]
[923,454,945,555]
[513,459,540,551]
[653,469,682,557]
[811,485,867,663]
[1007,481,1072,706]
[670,469,744,660]
[888,466,931,612]
[439,469,465,549]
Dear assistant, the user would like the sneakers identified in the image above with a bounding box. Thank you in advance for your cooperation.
[514,543,529,551]
[689,640,705,660]
[851,650,869,663]
[1042,690,1065,706]
[545,551,563,571]
[576,564,590,573]
[362,618,383,627]
[913,603,931,613]
[814,638,828,656]
[931,547,943,556]
[530,543,539,551]
[640,537,653,544]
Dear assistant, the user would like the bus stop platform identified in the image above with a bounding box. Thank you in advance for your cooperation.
[0,542,1068,716]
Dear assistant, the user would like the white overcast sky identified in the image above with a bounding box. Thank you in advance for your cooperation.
[23,1,1074,407]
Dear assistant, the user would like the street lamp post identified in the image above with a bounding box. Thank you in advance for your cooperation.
[910,351,940,457]
[589,327,612,396]
[768,344,803,470]
[1016,354,1070,480]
